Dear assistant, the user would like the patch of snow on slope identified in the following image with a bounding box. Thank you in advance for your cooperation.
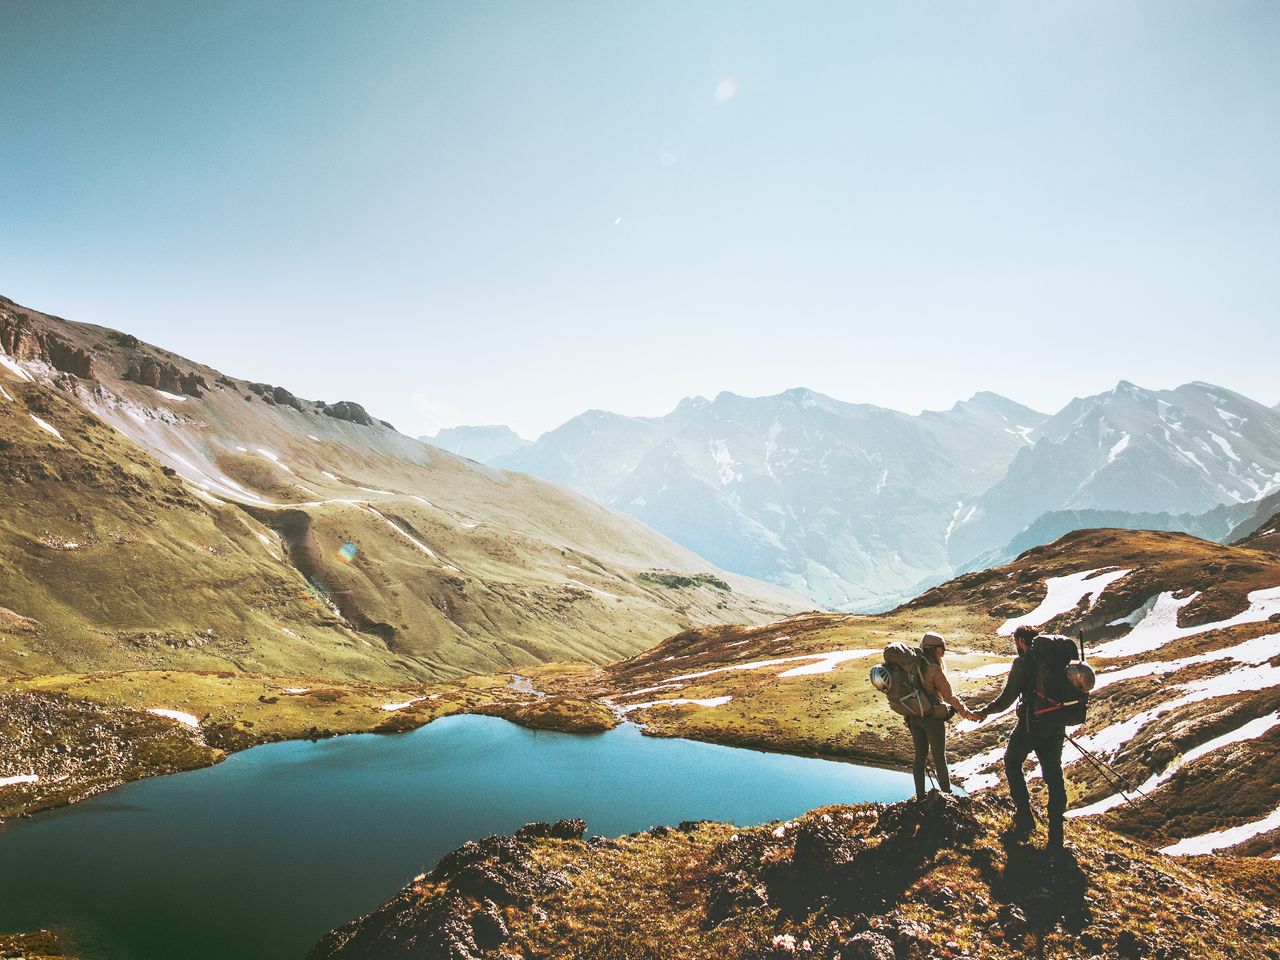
[368,508,438,559]
[256,449,293,473]
[0,352,34,382]
[619,696,732,713]
[566,579,621,601]
[1162,800,1280,856]
[156,390,187,402]
[665,649,877,684]
[0,774,40,788]
[1092,586,1280,658]
[1094,631,1278,690]
[1076,656,1280,760]
[29,415,64,440]
[997,568,1132,637]
[147,708,200,728]
[1107,434,1131,463]
[1216,407,1243,425]
[777,650,879,677]
[321,471,340,481]
[708,439,741,485]
[0,384,13,401]
[1207,432,1241,462]
[1070,711,1280,818]
[381,697,428,711]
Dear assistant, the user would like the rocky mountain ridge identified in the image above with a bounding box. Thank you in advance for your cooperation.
[439,380,1280,612]
[491,388,1049,611]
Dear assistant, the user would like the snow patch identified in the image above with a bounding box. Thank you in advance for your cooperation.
[381,697,428,711]
[147,708,200,728]
[1092,586,1280,658]
[1106,434,1131,463]
[665,648,876,684]
[1070,711,1280,818]
[30,415,64,440]
[0,774,40,788]
[156,390,187,402]
[998,568,1132,637]
[619,696,732,714]
[0,352,34,382]
[1162,801,1280,856]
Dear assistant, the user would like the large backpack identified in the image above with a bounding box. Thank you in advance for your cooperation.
[878,642,949,719]
[1025,634,1089,726]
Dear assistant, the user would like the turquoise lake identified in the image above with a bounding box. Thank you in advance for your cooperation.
[0,715,914,959]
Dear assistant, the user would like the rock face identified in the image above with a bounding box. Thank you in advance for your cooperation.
[307,819,586,960]
[323,400,376,427]
[1,306,95,379]
[123,357,209,396]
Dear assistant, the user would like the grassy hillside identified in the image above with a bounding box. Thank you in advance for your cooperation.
[0,293,806,685]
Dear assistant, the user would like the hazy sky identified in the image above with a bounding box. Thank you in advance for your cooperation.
[3,2,1278,438]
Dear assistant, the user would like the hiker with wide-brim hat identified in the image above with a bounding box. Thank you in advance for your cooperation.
[906,631,979,799]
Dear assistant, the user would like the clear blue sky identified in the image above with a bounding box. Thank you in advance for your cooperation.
[3,1,1278,438]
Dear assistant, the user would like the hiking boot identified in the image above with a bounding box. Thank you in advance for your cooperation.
[1009,809,1035,841]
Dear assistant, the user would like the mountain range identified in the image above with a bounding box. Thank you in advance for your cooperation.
[434,382,1280,611]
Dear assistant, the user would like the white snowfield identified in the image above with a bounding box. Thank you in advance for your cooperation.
[147,708,200,728]
[30,415,64,440]
[997,568,1132,637]
[1070,711,1280,819]
[1076,654,1280,762]
[1094,631,1279,691]
[1091,586,1280,659]
[0,774,40,788]
[666,648,877,684]
[156,390,187,402]
[1161,801,1280,856]
[381,696,429,711]
[0,384,14,401]
[619,696,732,714]
[0,351,34,382]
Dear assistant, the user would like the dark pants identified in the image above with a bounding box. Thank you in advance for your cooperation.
[1005,720,1067,824]
[907,715,950,798]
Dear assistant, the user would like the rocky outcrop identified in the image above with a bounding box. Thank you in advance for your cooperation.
[245,382,304,410]
[0,308,95,379]
[308,819,587,960]
[123,357,208,396]
[323,400,376,427]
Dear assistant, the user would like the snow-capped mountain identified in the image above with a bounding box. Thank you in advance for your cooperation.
[946,381,1280,567]
[420,425,530,463]
[483,381,1280,613]
[496,389,1048,611]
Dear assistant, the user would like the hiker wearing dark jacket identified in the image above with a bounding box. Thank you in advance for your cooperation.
[907,632,978,800]
[974,624,1069,850]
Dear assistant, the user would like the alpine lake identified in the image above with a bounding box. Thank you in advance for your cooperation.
[0,714,914,959]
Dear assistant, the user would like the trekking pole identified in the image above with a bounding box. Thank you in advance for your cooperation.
[1065,732,1172,815]
[1064,733,1172,831]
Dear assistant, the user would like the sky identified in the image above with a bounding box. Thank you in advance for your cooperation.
[2,1,1278,439]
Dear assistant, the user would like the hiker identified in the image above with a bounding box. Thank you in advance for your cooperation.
[906,632,979,800]
[972,624,1069,850]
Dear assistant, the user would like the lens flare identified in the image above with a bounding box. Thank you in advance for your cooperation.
[337,542,358,564]
[712,75,740,104]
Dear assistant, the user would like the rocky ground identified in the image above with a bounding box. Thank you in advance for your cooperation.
[307,794,1280,960]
